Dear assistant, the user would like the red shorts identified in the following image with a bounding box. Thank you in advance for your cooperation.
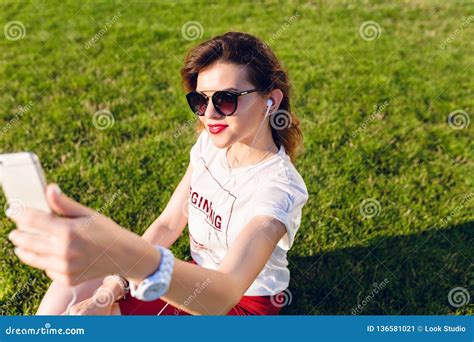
[118,260,283,316]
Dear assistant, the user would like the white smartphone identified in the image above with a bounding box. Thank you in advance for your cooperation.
[0,152,51,215]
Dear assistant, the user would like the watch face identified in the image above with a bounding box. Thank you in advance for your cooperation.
[144,282,167,301]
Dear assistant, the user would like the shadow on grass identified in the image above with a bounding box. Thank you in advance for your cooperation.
[283,221,473,315]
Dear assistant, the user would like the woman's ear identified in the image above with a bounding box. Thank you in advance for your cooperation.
[268,89,284,111]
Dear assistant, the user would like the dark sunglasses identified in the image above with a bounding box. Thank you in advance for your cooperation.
[186,88,260,116]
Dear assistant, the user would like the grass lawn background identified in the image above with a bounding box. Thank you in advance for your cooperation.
[0,0,472,315]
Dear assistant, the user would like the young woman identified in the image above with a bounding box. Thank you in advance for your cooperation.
[7,31,308,315]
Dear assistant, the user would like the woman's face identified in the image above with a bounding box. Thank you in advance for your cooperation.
[195,62,268,149]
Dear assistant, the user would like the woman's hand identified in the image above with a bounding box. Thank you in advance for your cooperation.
[67,278,122,315]
[68,293,114,316]
[7,184,161,286]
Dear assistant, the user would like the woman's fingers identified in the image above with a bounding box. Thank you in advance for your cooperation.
[69,306,81,315]
[14,248,52,271]
[46,183,94,218]
[14,247,82,284]
[8,230,56,256]
[69,298,99,315]
[8,228,82,260]
[6,206,72,236]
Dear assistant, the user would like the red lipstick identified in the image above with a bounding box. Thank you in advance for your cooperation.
[208,124,228,134]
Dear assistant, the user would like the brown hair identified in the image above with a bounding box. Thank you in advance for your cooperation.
[180,31,303,164]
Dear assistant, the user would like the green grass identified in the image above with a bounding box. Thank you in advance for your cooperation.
[0,0,472,315]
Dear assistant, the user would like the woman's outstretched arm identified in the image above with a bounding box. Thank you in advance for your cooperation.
[35,164,193,315]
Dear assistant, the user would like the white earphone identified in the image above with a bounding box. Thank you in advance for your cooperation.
[265,99,273,117]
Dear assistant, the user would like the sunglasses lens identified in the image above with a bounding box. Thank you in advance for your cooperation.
[186,92,207,116]
[214,91,237,115]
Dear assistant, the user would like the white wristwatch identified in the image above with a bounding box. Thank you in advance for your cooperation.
[129,245,174,302]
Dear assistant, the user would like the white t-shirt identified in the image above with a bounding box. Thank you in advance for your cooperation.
[187,129,309,296]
